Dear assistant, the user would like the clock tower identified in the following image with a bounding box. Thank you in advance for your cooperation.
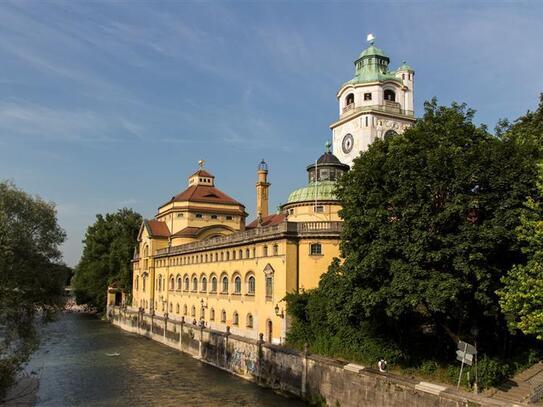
[330,35,416,167]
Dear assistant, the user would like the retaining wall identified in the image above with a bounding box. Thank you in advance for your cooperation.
[108,307,509,407]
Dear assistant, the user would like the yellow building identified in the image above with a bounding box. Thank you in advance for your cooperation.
[130,146,348,344]
[118,38,416,344]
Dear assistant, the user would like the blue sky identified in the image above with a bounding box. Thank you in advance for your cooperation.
[0,1,542,266]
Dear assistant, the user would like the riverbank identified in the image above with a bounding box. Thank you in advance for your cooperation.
[109,306,513,407]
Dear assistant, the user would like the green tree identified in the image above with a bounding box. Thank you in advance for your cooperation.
[73,208,141,311]
[498,95,543,339]
[0,181,68,398]
[287,99,540,366]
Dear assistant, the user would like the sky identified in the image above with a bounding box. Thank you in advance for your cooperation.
[0,0,542,267]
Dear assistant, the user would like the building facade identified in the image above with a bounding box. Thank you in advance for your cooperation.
[121,37,414,345]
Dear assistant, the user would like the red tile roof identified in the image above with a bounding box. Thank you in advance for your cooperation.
[246,213,286,229]
[146,219,170,238]
[191,169,214,178]
[161,185,244,208]
[171,226,201,238]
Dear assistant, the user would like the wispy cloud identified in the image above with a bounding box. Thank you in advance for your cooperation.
[0,101,143,143]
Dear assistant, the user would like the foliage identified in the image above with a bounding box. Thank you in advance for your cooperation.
[497,96,543,340]
[0,181,68,398]
[72,208,141,311]
[286,97,543,387]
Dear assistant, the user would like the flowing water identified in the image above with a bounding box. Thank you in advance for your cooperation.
[26,312,306,406]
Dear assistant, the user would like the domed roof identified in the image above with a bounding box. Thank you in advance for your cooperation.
[286,181,338,204]
[398,60,414,72]
[359,44,388,59]
[317,151,342,165]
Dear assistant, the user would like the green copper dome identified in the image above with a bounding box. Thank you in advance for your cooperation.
[359,45,388,59]
[398,60,414,72]
[344,42,401,86]
[287,181,338,204]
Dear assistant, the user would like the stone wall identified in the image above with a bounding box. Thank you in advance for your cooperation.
[108,307,508,407]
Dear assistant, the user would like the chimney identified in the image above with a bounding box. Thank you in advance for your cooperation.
[256,159,270,218]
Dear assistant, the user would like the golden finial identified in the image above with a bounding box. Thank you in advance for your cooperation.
[198,159,205,169]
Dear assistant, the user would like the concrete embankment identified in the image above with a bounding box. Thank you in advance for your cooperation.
[109,306,511,407]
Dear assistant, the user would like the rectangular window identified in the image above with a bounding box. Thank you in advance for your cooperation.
[310,243,323,256]
[211,214,218,219]
[226,215,233,220]
[365,116,369,127]
[196,213,203,219]
[364,93,372,101]
[314,205,324,213]
[265,276,273,300]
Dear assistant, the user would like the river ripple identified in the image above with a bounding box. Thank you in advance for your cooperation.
[26,313,306,407]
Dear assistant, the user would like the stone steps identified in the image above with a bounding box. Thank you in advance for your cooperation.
[488,361,543,405]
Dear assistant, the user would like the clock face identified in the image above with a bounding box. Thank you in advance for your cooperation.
[342,134,354,154]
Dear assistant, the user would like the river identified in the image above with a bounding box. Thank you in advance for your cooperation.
[24,312,306,406]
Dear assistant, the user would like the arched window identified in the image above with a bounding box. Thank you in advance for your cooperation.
[170,276,174,290]
[263,246,268,257]
[310,243,322,256]
[246,313,253,328]
[135,276,139,290]
[226,251,230,261]
[142,275,146,292]
[176,303,180,314]
[345,93,354,106]
[177,276,182,290]
[191,305,196,317]
[157,277,161,292]
[201,277,207,292]
[192,276,198,292]
[169,302,173,313]
[246,249,250,258]
[233,312,239,326]
[210,308,215,321]
[232,250,236,260]
[184,276,189,291]
[247,276,255,295]
[234,276,242,294]
[221,309,226,323]
[273,244,278,256]
[222,276,229,293]
[211,276,217,293]
[183,304,187,315]
[384,89,396,102]
[239,249,243,259]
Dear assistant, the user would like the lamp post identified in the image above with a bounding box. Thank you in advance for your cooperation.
[274,304,284,318]
[471,326,479,394]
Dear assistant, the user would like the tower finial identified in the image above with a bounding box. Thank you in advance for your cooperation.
[198,159,205,169]
[325,140,331,153]
[366,33,375,45]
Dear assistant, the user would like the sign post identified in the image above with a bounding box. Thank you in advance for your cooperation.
[456,340,477,390]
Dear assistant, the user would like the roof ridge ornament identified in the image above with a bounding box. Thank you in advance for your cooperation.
[325,140,332,153]
[198,159,205,169]
[366,33,375,45]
